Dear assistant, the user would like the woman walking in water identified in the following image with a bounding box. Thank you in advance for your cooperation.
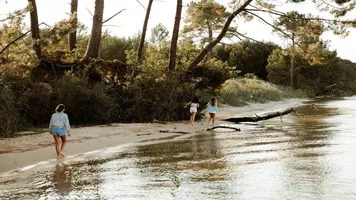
[49,104,71,159]
[206,97,218,126]
[185,96,200,125]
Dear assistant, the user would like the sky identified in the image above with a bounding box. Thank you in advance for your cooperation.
[1,0,355,62]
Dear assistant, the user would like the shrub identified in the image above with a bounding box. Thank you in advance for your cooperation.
[17,82,53,125]
[116,72,196,122]
[51,76,116,125]
[0,73,24,136]
[187,58,231,89]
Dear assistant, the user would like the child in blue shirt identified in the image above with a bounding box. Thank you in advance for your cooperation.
[206,97,218,125]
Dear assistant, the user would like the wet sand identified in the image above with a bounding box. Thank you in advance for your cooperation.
[0,98,305,174]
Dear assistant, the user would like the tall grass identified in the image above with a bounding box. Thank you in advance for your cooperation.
[219,78,307,107]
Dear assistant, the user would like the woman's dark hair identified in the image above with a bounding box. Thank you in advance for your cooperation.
[192,96,199,103]
[210,97,217,106]
[56,104,65,112]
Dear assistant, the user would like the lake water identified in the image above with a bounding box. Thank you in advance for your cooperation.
[1,97,356,199]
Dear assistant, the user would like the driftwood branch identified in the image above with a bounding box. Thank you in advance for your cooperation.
[152,119,166,124]
[137,133,152,136]
[222,107,297,123]
[159,129,190,134]
[206,126,241,131]
[311,104,318,111]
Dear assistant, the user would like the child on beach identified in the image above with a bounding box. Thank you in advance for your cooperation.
[206,97,218,125]
[185,96,200,126]
[49,104,71,159]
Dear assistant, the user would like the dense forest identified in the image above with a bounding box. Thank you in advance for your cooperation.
[1,0,356,137]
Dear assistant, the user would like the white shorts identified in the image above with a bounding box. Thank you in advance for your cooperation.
[190,107,197,113]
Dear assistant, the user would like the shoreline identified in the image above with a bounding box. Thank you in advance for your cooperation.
[0,98,306,174]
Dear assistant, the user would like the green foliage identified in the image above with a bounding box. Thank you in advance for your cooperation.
[40,19,88,63]
[0,72,116,136]
[120,48,193,121]
[100,31,140,62]
[52,76,116,124]
[17,82,52,125]
[267,47,356,96]
[150,23,169,44]
[119,42,220,122]
[266,49,291,86]
[183,0,232,46]
[0,73,35,136]
[119,73,196,122]
[225,41,280,80]
[0,18,37,75]
[213,44,231,63]
[0,74,20,137]
[188,58,231,89]
[295,57,356,95]
[140,44,170,74]
[176,38,200,71]
[273,11,332,65]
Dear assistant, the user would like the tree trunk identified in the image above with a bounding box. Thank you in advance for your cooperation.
[290,33,295,89]
[28,0,41,59]
[69,0,78,51]
[189,0,253,68]
[138,0,153,61]
[82,0,104,62]
[168,0,182,72]
[207,25,213,59]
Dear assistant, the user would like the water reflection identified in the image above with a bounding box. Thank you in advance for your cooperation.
[126,132,231,199]
[52,163,72,197]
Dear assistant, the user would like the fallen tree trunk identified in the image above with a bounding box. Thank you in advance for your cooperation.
[222,107,297,123]
[206,126,240,131]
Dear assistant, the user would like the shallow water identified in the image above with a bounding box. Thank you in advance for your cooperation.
[1,97,356,200]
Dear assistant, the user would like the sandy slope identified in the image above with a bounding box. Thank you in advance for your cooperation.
[0,98,306,174]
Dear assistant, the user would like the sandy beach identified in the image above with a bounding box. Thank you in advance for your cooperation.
[0,98,306,174]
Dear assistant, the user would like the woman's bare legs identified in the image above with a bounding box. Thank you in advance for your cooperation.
[59,135,67,157]
[208,113,213,125]
[211,113,216,125]
[53,135,62,159]
[190,112,196,125]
